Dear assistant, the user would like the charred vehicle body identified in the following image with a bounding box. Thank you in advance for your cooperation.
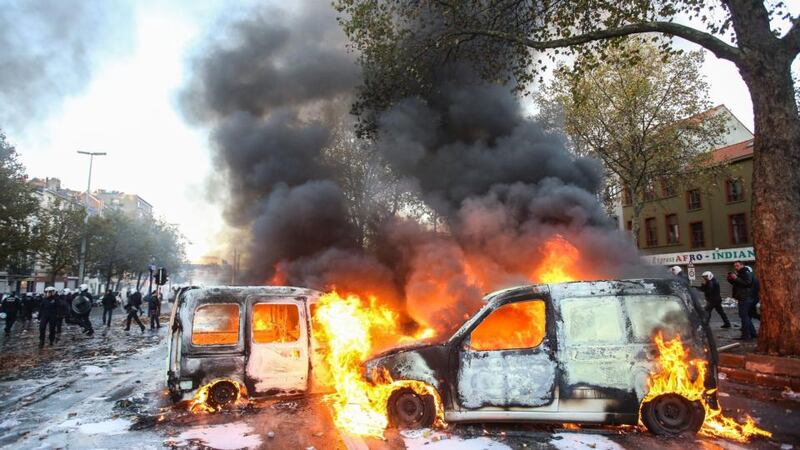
[167,286,328,406]
[365,279,718,436]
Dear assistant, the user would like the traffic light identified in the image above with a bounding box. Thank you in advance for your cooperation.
[155,268,168,285]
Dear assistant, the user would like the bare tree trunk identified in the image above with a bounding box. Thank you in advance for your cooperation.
[136,271,143,291]
[738,49,800,356]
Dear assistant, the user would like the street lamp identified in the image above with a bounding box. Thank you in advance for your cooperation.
[77,151,107,284]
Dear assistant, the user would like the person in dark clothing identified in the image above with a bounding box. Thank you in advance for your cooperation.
[670,266,689,283]
[147,291,162,330]
[20,293,35,330]
[73,284,94,337]
[2,293,21,336]
[746,266,760,320]
[698,271,731,328]
[38,287,59,347]
[55,290,69,339]
[727,260,757,340]
[101,289,116,327]
[125,290,146,332]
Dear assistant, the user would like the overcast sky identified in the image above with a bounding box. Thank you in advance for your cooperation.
[2,1,794,262]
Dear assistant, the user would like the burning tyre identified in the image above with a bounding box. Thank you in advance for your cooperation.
[641,393,705,436]
[387,388,436,429]
[206,380,241,409]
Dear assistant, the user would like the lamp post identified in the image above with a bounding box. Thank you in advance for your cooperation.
[77,151,107,284]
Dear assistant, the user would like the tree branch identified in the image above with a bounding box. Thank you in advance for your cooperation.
[783,15,800,55]
[455,21,742,63]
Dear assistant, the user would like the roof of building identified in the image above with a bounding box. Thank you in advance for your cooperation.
[710,138,754,164]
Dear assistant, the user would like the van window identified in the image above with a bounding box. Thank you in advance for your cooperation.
[625,295,690,341]
[560,296,625,345]
[192,304,240,345]
[470,300,546,351]
[253,303,301,343]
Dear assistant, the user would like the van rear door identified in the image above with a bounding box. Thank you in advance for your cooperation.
[245,296,310,394]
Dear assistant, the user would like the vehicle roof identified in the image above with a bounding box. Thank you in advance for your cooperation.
[484,278,686,304]
[181,285,323,303]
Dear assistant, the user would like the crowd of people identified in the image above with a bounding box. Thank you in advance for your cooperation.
[0,286,163,348]
[671,260,761,342]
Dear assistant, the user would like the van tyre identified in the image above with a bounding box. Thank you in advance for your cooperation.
[641,393,705,436]
[388,388,436,429]
[207,380,240,409]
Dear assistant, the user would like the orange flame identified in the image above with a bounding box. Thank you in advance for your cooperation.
[533,234,581,283]
[268,262,288,286]
[313,291,443,438]
[645,333,771,442]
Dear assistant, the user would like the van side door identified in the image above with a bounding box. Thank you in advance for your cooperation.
[245,296,309,394]
[455,297,557,409]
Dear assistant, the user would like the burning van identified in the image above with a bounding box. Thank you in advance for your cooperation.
[166,286,327,407]
[364,279,718,436]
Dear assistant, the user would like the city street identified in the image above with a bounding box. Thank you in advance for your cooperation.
[0,305,798,450]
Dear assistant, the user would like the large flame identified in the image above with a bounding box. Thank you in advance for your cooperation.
[533,234,581,283]
[313,291,443,438]
[644,333,771,442]
[187,378,247,413]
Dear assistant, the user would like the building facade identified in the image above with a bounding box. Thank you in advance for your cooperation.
[94,190,153,219]
[621,139,755,297]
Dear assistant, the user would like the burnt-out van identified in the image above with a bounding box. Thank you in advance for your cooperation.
[364,279,718,436]
[166,286,328,405]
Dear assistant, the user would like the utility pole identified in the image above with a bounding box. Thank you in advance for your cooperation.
[77,151,107,284]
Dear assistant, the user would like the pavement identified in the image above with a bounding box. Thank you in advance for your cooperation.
[0,304,797,450]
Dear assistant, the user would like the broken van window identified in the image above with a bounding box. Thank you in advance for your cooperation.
[192,303,240,345]
[469,300,545,351]
[624,295,690,341]
[253,303,301,344]
[560,296,625,344]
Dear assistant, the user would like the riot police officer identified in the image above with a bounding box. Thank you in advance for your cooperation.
[39,287,59,347]
[72,284,94,337]
[1,292,21,336]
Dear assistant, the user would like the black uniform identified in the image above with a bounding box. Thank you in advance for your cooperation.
[728,267,757,340]
[39,294,59,346]
[698,277,730,327]
[55,294,69,337]
[147,294,161,330]
[125,292,146,332]
[20,294,35,327]
[2,294,21,335]
[101,292,116,327]
[72,291,94,336]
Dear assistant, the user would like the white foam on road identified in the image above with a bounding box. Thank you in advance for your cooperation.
[402,429,512,450]
[550,432,625,450]
[78,418,132,435]
[174,422,262,450]
[82,365,104,376]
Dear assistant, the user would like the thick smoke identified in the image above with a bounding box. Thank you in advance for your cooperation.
[184,2,645,333]
[0,0,133,131]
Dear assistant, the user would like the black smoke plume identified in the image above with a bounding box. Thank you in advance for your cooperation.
[183,1,646,332]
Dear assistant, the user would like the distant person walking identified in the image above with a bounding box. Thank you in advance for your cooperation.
[55,289,69,340]
[727,260,757,341]
[124,290,146,332]
[670,266,689,282]
[101,289,116,327]
[147,291,162,330]
[72,284,94,337]
[20,293,35,330]
[698,271,731,328]
[38,287,59,348]
[2,293,21,336]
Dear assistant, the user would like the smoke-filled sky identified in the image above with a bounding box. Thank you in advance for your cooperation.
[0,0,786,262]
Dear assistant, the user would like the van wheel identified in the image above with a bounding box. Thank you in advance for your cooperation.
[207,380,240,409]
[388,388,436,429]
[641,393,705,436]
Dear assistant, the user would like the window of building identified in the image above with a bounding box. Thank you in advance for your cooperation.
[729,213,748,245]
[622,186,633,206]
[643,180,656,202]
[192,304,240,345]
[665,214,680,244]
[470,300,546,351]
[645,217,658,246]
[686,189,702,210]
[252,303,301,343]
[661,179,676,197]
[726,178,745,202]
[690,222,705,248]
